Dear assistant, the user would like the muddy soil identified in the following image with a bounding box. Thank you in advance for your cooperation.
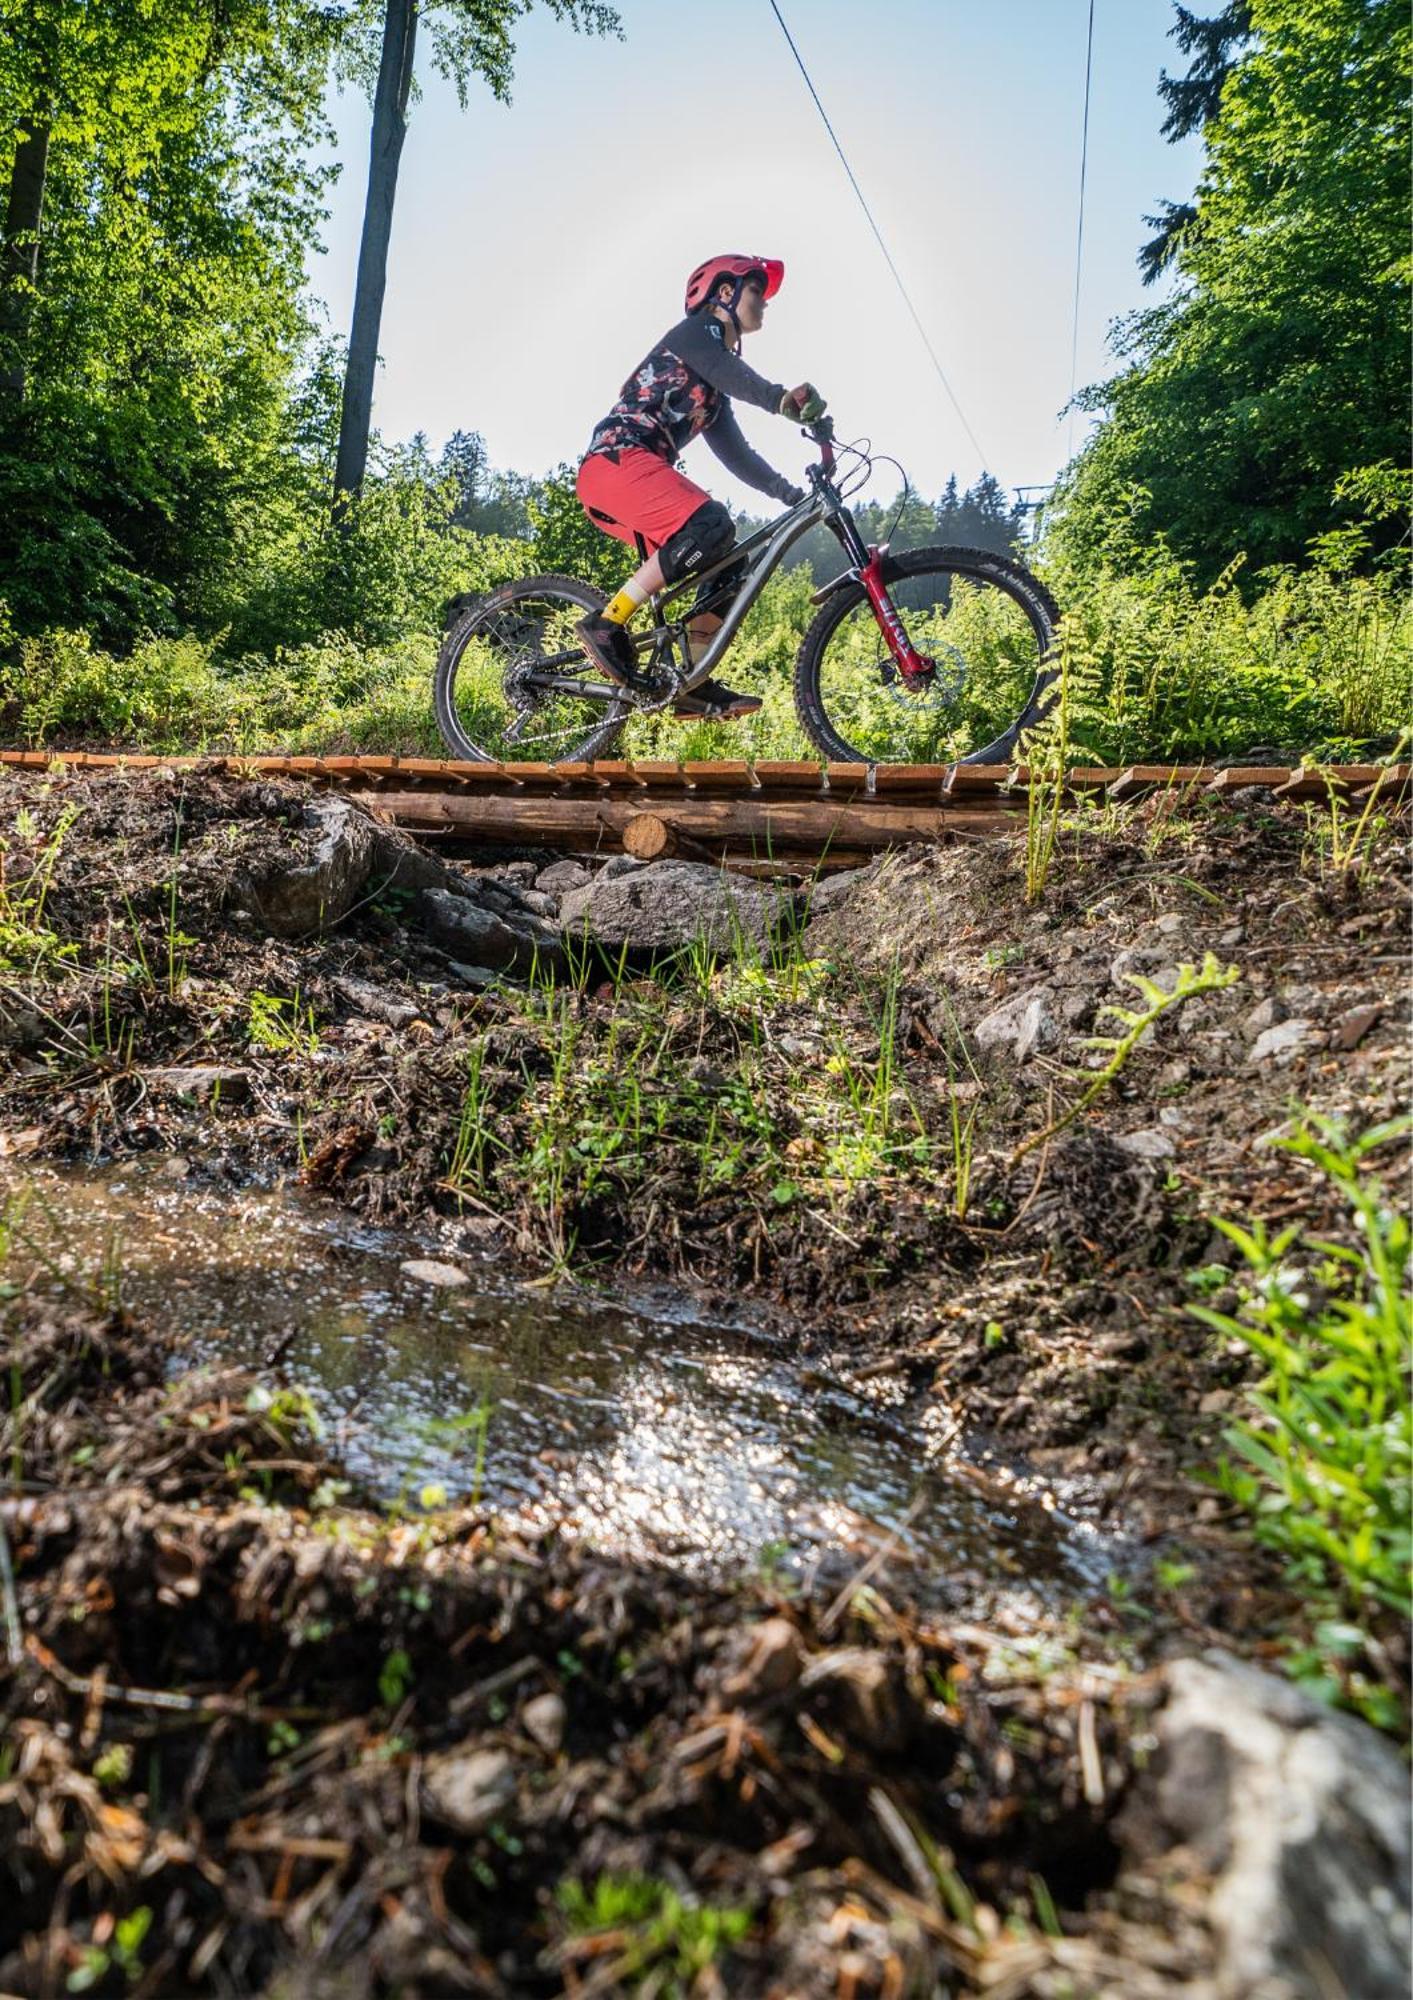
[0,764,1408,1993]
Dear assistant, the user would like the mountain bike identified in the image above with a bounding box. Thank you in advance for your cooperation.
[433,419,1059,767]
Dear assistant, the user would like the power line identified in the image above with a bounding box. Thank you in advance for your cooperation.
[1067,0,1097,456]
[765,0,991,472]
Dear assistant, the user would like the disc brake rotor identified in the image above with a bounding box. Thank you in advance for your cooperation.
[878,640,968,711]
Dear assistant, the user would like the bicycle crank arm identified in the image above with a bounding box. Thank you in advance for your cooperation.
[522,673,624,703]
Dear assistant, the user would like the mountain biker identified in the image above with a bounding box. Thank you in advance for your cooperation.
[574,254,826,719]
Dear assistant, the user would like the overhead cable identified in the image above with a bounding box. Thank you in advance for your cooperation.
[1067,0,1096,454]
[766,0,991,471]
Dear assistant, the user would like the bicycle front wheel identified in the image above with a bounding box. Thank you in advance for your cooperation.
[793,545,1059,766]
[433,573,631,764]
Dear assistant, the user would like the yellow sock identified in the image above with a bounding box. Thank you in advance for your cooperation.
[602,580,648,625]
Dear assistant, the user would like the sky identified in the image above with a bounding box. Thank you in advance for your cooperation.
[306,0,1202,513]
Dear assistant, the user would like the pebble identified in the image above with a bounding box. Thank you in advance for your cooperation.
[521,1691,567,1755]
[1248,1019,1314,1064]
[1332,1002,1383,1051]
[421,1747,516,1834]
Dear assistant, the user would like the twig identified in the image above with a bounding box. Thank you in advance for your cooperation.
[0,1515,23,1667]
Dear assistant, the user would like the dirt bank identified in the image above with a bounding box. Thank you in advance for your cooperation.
[0,763,1408,1991]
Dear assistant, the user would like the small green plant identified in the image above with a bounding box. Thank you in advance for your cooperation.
[0,803,81,974]
[1190,1115,1410,1727]
[247,989,320,1056]
[66,1907,152,1991]
[378,1648,414,1709]
[557,1874,752,1992]
[1012,953,1241,1165]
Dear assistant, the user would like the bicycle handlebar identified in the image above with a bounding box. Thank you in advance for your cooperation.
[806,413,836,474]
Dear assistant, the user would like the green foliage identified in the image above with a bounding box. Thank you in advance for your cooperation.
[1038,532,1411,761]
[1013,953,1241,1165]
[0,0,342,641]
[1053,0,1410,583]
[1192,1116,1411,1728]
[557,1874,752,1993]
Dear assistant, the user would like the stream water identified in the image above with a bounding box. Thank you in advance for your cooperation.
[6,1156,1118,1605]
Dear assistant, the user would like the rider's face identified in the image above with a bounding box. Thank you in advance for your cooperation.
[713,279,766,340]
[737,280,766,334]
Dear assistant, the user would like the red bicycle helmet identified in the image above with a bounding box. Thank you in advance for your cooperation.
[684,254,785,315]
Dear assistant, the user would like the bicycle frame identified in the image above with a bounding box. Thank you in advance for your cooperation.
[527,424,936,705]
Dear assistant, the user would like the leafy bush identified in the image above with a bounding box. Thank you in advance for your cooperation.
[1191,1115,1411,1727]
[1039,533,1411,762]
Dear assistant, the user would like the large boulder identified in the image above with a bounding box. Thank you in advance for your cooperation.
[238,797,375,937]
[558,859,787,954]
[1118,1650,1410,1999]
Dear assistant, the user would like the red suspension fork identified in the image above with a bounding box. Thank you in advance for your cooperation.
[858,550,931,681]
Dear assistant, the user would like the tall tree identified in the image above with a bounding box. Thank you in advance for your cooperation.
[1138,2,1253,285]
[332,0,620,517]
[1054,0,1410,584]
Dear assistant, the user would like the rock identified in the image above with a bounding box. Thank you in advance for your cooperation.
[521,1691,567,1755]
[1118,1651,1410,2000]
[1249,1018,1314,1065]
[1115,1127,1176,1161]
[535,859,592,894]
[1332,1002,1383,1051]
[801,863,880,919]
[1109,945,1178,994]
[334,975,423,1029]
[365,823,460,900]
[420,1746,516,1834]
[399,1259,469,1287]
[798,1647,918,1753]
[240,797,375,937]
[1154,911,1185,935]
[972,987,1059,1062]
[517,889,557,918]
[145,1065,251,1103]
[1219,923,1245,946]
[443,960,502,989]
[1241,995,1287,1039]
[558,860,787,954]
[723,1617,806,1702]
[414,885,564,976]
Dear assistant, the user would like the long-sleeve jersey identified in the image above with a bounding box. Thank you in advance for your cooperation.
[585,314,798,505]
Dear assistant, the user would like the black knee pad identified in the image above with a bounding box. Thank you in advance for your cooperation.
[659,500,735,585]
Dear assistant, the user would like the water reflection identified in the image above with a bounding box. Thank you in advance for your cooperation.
[4,1158,1113,1600]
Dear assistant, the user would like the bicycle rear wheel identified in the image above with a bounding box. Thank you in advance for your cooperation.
[793,545,1059,766]
[433,574,632,764]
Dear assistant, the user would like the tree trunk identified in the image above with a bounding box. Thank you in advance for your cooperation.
[332,0,419,515]
[0,114,52,400]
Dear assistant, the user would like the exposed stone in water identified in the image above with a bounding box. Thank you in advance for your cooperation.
[399,1259,469,1288]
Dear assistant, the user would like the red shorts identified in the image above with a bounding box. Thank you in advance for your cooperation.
[576,448,710,554]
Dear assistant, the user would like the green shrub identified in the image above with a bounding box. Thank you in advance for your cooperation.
[1191,1114,1411,1727]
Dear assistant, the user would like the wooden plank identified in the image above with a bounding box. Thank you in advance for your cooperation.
[870,764,950,799]
[1205,766,1294,792]
[625,759,688,789]
[942,764,1008,795]
[680,760,754,794]
[1106,765,1212,800]
[751,760,827,796]
[1272,763,1394,800]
